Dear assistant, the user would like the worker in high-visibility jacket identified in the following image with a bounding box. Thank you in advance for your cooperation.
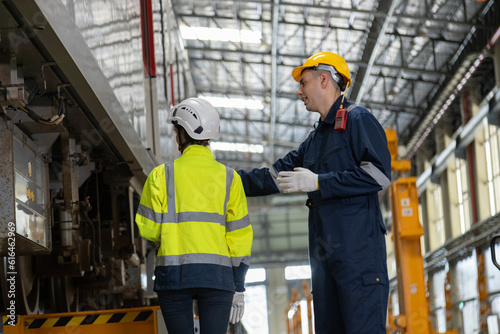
[135,98,252,334]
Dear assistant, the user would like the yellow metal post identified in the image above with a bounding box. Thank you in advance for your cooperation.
[389,177,430,334]
[385,128,458,334]
[477,253,489,332]
[3,306,162,334]
[385,128,411,173]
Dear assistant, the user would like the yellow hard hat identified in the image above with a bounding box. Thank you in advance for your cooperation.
[292,52,352,90]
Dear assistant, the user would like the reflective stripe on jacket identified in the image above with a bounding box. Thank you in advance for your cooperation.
[135,145,252,292]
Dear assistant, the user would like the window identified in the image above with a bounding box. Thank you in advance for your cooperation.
[484,122,500,215]
[246,268,266,283]
[455,158,471,234]
[455,253,480,332]
[241,285,269,334]
[428,270,447,333]
[431,184,446,248]
[285,265,311,280]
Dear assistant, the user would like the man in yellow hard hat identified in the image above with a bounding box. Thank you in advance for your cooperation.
[238,52,391,333]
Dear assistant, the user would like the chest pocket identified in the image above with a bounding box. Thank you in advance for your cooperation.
[321,143,356,173]
[303,133,354,173]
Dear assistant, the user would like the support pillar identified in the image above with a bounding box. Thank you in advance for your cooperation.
[266,266,289,334]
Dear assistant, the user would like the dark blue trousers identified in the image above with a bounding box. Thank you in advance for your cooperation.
[308,195,389,334]
[157,288,234,334]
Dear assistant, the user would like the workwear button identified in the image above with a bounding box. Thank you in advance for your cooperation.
[376,278,380,282]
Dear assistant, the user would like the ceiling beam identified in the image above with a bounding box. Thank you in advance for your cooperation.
[195,86,423,112]
[350,0,397,104]
[176,12,367,33]
[185,46,447,76]
[221,116,313,129]
[173,0,493,29]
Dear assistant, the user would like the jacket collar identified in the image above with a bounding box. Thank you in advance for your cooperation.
[181,144,214,158]
[322,95,346,125]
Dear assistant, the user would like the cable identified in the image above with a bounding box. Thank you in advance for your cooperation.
[18,98,66,125]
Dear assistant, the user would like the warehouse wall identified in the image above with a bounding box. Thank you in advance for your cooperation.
[387,49,500,333]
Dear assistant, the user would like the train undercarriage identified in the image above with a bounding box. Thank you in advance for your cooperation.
[0,0,169,315]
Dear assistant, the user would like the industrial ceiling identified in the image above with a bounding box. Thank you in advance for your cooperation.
[169,0,500,265]
[171,0,498,167]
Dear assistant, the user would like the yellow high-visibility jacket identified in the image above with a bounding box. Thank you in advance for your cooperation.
[135,145,252,292]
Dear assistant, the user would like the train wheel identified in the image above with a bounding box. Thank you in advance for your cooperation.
[17,256,40,314]
[80,289,112,310]
[81,289,100,310]
[49,276,79,313]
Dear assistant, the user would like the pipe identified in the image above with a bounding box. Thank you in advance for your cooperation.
[159,0,170,111]
[140,0,156,77]
[140,0,159,157]
[463,90,478,224]
[59,211,73,248]
[355,0,398,104]
[170,64,175,106]
[166,0,175,106]
[269,0,279,164]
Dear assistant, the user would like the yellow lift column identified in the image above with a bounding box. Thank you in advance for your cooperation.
[385,128,457,334]
[389,176,429,333]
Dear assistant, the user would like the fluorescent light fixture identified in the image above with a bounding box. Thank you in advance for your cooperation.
[245,268,266,283]
[211,141,264,154]
[180,26,261,44]
[201,96,264,110]
[285,265,311,280]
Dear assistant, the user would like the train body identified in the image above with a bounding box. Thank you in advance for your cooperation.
[0,0,186,314]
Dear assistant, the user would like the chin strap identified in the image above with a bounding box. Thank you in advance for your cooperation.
[178,140,190,153]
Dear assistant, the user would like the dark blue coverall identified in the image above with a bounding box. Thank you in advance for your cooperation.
[238,96,392,334]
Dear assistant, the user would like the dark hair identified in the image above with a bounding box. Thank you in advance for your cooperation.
[175,125,209,147]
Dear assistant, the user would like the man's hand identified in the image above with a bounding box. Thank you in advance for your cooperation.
[277,167,319,193]
[229,292,245,324]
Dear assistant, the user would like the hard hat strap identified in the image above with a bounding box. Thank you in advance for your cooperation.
[315,64,346,91]
[178,140,191,153]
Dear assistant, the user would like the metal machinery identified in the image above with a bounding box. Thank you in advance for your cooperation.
[385,128,457,334]
[0,0,180,315]
[0,68,150,313]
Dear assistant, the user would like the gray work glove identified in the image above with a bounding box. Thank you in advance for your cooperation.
[229,291,245,324]
[277,167,319,193]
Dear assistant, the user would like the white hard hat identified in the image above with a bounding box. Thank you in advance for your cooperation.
[168,98,220,140]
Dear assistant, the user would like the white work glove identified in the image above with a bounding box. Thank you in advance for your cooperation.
[277,167,319,193]
[229,292,245,324]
